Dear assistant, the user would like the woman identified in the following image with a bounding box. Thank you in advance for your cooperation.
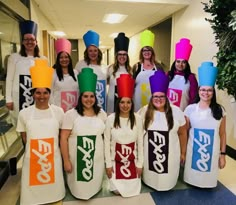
[105,74,143,197]
[60,68,107,200]
[133,30,163,111]
[138,70,187,191]
[6,20,46,125]
[51,38,78,112]
[107,32,132,114]
[167,38,198,111]
[16,59,65,205]
[184,62,226,188]
[75,30,107,111]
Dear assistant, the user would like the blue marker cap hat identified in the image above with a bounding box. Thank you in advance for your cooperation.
[198,61,218,87]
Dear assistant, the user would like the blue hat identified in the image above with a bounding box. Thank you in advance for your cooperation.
[20,20,38,38]
[198,61,218,87]
[83,30,99,48]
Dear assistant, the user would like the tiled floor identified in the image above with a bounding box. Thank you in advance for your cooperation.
[0,156,235,205]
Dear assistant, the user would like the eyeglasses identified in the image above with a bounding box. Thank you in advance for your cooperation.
[152,95,166,100]
[199,89,214,93]
[142,49,152,52]
[117,53,127,56]
[176,60,187,64]
[23,38,36,42]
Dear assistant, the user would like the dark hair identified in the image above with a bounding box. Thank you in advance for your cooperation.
[84,47,103,65]
[144,96,173,131]
[54,51,76,81]
[31,88,51,95]
[113,97,136,129]
[19,44,40,57]
[195,87,223,120]
[74,92,101,116]
[168,60,193,83]
[112,53,132,77]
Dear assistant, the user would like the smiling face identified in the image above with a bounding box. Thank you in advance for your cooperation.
[59,51,70,68]
[81,91,96,110]
[142,46,153,60]
[22,33,37,52]
[33,88,50,107]
[151,92,166,111]
[198,86,214,102]
[119,97,132,117]
[87,45,99,63]
[175,59,187,72]
[117,51,128,66]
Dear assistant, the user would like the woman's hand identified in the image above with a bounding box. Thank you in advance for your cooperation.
[6,102,13,110]
[219,155,226,169]
[180,153,186,166]
[106,167,113,179]
[63,160,72,173]
[136,167,143,178]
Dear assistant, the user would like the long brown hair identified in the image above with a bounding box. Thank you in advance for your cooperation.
[144,96,173,131]
[112,53,132,77]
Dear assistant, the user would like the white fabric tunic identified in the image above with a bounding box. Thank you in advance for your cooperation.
[16,104,65,205]
[62,108,107,200]
[138,104,186,191]
[133,64,157,112]
[167,75,190,111]
[184,103,224,188]
[104,113,144,197]
[50,70,79,112]
[6,53,46,125]
[106,65,128,114]
[75,60,107,111]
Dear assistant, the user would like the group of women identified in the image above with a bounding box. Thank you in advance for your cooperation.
[5,20,226,205]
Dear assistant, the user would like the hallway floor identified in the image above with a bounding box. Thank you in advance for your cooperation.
[0,156,235,205]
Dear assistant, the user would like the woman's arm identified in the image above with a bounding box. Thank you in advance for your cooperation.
[219,116,226,169]
[60,129,72,173]
[20,132,27,144]
[178,123,187,165]
[136,116,144,178]
[188,74,198,104]
[104,118,113,178]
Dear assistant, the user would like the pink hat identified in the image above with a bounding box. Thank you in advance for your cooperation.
[55,38,71,54]
[175,38,192,61]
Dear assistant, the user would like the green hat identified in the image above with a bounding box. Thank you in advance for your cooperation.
[78,68,97,93]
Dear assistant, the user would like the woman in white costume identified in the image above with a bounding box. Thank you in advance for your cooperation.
[184,62,226,188]
[75,30,107,111]
[107,33,132,114]
[60,68,107,200]
[138,70,187,191]
[16,59,65,205]
[51,38,78,112]
[6,20,46,125]
[105,74,143,197]
[167,38,198,111]
[132,30,163,112]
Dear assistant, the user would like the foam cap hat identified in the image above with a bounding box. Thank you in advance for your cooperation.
[30,59,54,89]
[149,70,169,94]
[117,74,135,98]
[55,38,71,54]
[198,61,218,87]
[114,32,129,53]
[175,38,192,61]
[78,68,97,93]
[83,30,100,48]
[140,30,155,48]
[20,20,38,39]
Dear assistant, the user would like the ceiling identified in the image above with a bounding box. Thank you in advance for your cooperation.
[34,0,190,49]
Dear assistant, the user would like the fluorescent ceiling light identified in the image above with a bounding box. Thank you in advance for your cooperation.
[110,33,119,38]
[0,32,3,35]
[103,13,127,24]
[51,31,66,37]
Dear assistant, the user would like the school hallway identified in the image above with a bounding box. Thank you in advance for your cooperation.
[0,155,235,205]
